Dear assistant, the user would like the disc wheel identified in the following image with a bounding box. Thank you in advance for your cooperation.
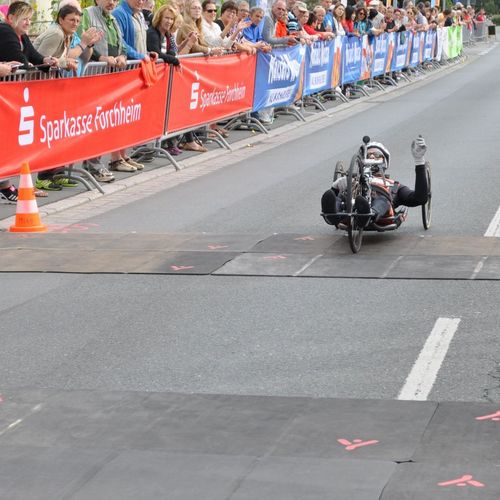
[346,155,364,253]
[421,161,432,230]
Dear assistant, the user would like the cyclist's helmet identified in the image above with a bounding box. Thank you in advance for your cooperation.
[366,141,390,173]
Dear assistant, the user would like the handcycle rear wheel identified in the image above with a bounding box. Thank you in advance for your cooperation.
[346,155,364,253]
[421,161,432,230]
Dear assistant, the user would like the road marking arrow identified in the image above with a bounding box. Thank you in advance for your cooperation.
[207,245,228,250]
[170,265,194,271]
[438,475,485,488]
[337,438,379,451]
[475,410,500,421]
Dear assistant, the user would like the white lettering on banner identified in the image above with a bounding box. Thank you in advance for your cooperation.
[192,83,247,112]
[374,37,387,54]
[268,54,301,84]
[309,71,327,90]
[190,70,200,110]
[265,84,295,106]
[345,44,361,64]
[190,82,200,110]
[396,52,406,67]
[38,98,141,149]
[18,88,34,146]
[373,60,384,73]
[310,44,330,67]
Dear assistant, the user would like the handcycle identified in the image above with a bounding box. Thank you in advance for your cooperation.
[321,136,432,253]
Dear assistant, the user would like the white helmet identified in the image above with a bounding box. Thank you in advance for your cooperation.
[366,141,390,172]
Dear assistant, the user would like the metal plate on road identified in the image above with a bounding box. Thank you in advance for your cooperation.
[213,252,316,277]
[2,233,500,279]
[0,390,498,500]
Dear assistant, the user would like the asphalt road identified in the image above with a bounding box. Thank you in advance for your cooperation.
[1,45,500,404]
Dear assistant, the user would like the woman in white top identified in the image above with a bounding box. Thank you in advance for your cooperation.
[332,3,346,36]
[201,0,245,49]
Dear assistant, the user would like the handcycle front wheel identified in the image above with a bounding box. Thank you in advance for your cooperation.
[346,155,364,253]
[421,161,432,230]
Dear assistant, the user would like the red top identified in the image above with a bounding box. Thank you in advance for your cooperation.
[303,23,330,39]
[342,19,354,33]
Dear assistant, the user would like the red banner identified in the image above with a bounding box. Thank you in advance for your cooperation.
[166,53,256,134]
[0,65,169,177]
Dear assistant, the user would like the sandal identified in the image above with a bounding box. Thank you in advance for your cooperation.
[34,189,48,198]
[210,125,229,138]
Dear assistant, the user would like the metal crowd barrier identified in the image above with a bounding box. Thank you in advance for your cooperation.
[472,21,488,42]
[463,26,474,46]
[0,67,60,82]
[81,59,142,77]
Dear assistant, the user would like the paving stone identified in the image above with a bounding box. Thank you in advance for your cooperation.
[213,253,317,277]
[381,462,500,500]
[172,233,269,252]
[301,254,401,278]
[250,233,342,254]
[271,399,437,462]
[387,255,484,280]
[411,402,500,465]
[135,251,239,275]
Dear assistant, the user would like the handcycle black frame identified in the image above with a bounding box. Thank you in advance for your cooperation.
[322,136,432,253]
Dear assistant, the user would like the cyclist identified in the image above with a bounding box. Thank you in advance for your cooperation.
[321,136,429,226]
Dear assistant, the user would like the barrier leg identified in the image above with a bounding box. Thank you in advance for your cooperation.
[274,106,306,122]
[225,112,270,134]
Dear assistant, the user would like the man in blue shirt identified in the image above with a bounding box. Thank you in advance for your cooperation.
[242,6,265,42]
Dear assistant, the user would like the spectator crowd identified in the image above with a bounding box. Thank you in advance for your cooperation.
[0,0,487,202]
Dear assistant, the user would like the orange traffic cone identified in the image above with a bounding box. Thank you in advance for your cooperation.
[9,163,47,233]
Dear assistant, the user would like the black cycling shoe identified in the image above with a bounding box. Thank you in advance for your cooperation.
[321,189,337,214]
[354,196,371,228]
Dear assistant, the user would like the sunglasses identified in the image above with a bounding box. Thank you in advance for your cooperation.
[205,8,217,12]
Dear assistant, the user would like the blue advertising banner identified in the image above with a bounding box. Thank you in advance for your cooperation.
[392,31,410,71]
[385,32,396,74]
[423,29,436,61]
[372,33,389,77]
[409,31,422,67]
[252,44,306,112]
[341,35,362,85]
[303,40,334,96]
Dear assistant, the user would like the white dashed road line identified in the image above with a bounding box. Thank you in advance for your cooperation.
[485,204,500,236]
[398,317,461,401]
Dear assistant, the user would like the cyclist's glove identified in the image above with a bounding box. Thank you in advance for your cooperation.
[332,176,347,193]
[411,135,427,164]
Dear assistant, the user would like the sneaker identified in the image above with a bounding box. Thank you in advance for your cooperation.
[54,177,79,188]
[109,159,137,172]
[123,157,144,170]
[91,167,115,183]
[35,179,63,191]
[0,185,18,202]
